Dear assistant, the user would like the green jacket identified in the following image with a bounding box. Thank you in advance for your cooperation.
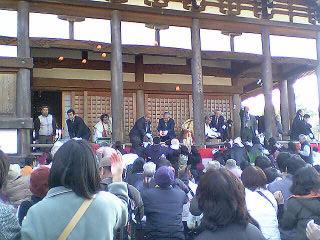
[21,183,128,240]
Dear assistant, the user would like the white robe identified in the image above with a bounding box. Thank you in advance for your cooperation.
[205,124,220,139]
[94,121,112,142]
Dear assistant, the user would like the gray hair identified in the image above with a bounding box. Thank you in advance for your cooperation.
[299,134,308,142]
[143,162,156,177]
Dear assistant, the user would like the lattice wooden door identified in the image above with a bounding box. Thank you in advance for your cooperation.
[204,95,233,120]
[145,94,191,134]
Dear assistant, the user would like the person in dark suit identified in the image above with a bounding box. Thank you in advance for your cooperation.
[210,110,225,134]
[157,112,176,143]
[302,114,314,140]
[290,109,305,140]
[129,113,152,146]
[66,109,91,140]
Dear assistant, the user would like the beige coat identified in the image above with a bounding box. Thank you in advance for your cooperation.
[4,175,32,206]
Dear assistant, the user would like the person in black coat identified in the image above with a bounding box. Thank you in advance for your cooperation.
[157,112,176,143]
[210,110,225,135]
[302,114,314,140]
[145,137,170,167]
[66,109,91,140]
[129,113,152,146]
[290,110,305,140]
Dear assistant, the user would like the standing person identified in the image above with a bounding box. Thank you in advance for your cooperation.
[34,106,56,144]
[129,113,152,146]
[210,110,225,137]
[93,114,112,142]
[302,114,315,140]
[66,109,91,141]
[21,140,129,240]
[240,106,257,142]
[299,134,313,164]
[275,115,284,139]
[0,150,21,240]
[193,168,265,240]
[141,166,188,240]
[290,110,305,140]
[157,112,176,144]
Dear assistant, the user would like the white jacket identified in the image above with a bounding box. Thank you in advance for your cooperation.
[245,188,281,240]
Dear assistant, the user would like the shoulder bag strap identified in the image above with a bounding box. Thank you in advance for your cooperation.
[256,190,275,208]
[57,197,94,240]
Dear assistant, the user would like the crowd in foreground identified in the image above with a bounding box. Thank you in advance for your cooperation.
[1,133,320,240]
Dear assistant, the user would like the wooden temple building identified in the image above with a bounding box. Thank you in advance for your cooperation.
[0,0,320,159]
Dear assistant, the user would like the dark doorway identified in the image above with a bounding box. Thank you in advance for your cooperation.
[32,91,62,128]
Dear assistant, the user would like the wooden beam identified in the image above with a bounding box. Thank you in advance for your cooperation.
[0,57,33,69]
[33,57,231,77]
[0,117,33,129]
[0,0,319,38]
[32,77,242,94]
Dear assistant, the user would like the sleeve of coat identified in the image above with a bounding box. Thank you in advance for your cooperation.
[190,196,202,216]
[138,118,146,137]
[128,184,144,221]
[52,116,57,136]
[108,182,129,229]
[280,198,300,230]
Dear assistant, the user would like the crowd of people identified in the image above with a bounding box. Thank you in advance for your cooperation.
[2,126,320,239]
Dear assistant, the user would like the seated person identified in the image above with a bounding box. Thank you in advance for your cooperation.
[145,137,169,167]
[157,112,176,144]
[205,116,220,140]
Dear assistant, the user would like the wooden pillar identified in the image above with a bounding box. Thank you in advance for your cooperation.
[17,1,31,156]
[316,32,320,126]
[288,79,296,124]
[69,21,74,40]
[261,26,276,140]
[155,28,160,46]
[279,79,290,136]
[110,10,124,142]
[233,94,241,138]
[191,18,205,146]
[135,55,145,118]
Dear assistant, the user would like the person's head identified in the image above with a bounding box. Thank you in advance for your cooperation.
[30,166,50,198]
[24,155,36,168]
[276,152,291,173]
[154,166,175,188]
[268,137,277,147]
[100,114,110,124]
[41,106,49,117]
[131,157,145,174]
[275,115,281,121]
[113,141,123,150]
[299,134,308,144]
[153,136,161,145]
[215,110,221,117]
[291,165,320,196]
[170,138,180,150]
[49,140,100,199]
[244,106,249,112]
[241,166,267,191]
[0,150,9,190]
[197,168,250,231]
[143,162,156,177]
[145,112,152,122]
[287,154,306,175]
[67,109,75,121]
[255,155,272,170]
[288,141,298,153]
[297,109,304,117]
[263,167,281,184]
[205,115,212,124]
[303,114,310,123]
[163,112,170,122]
[97,147,116,179]
[190,145,199,155]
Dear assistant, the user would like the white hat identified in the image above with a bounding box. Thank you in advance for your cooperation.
[51,141,64,157]
[170,138,180,150]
